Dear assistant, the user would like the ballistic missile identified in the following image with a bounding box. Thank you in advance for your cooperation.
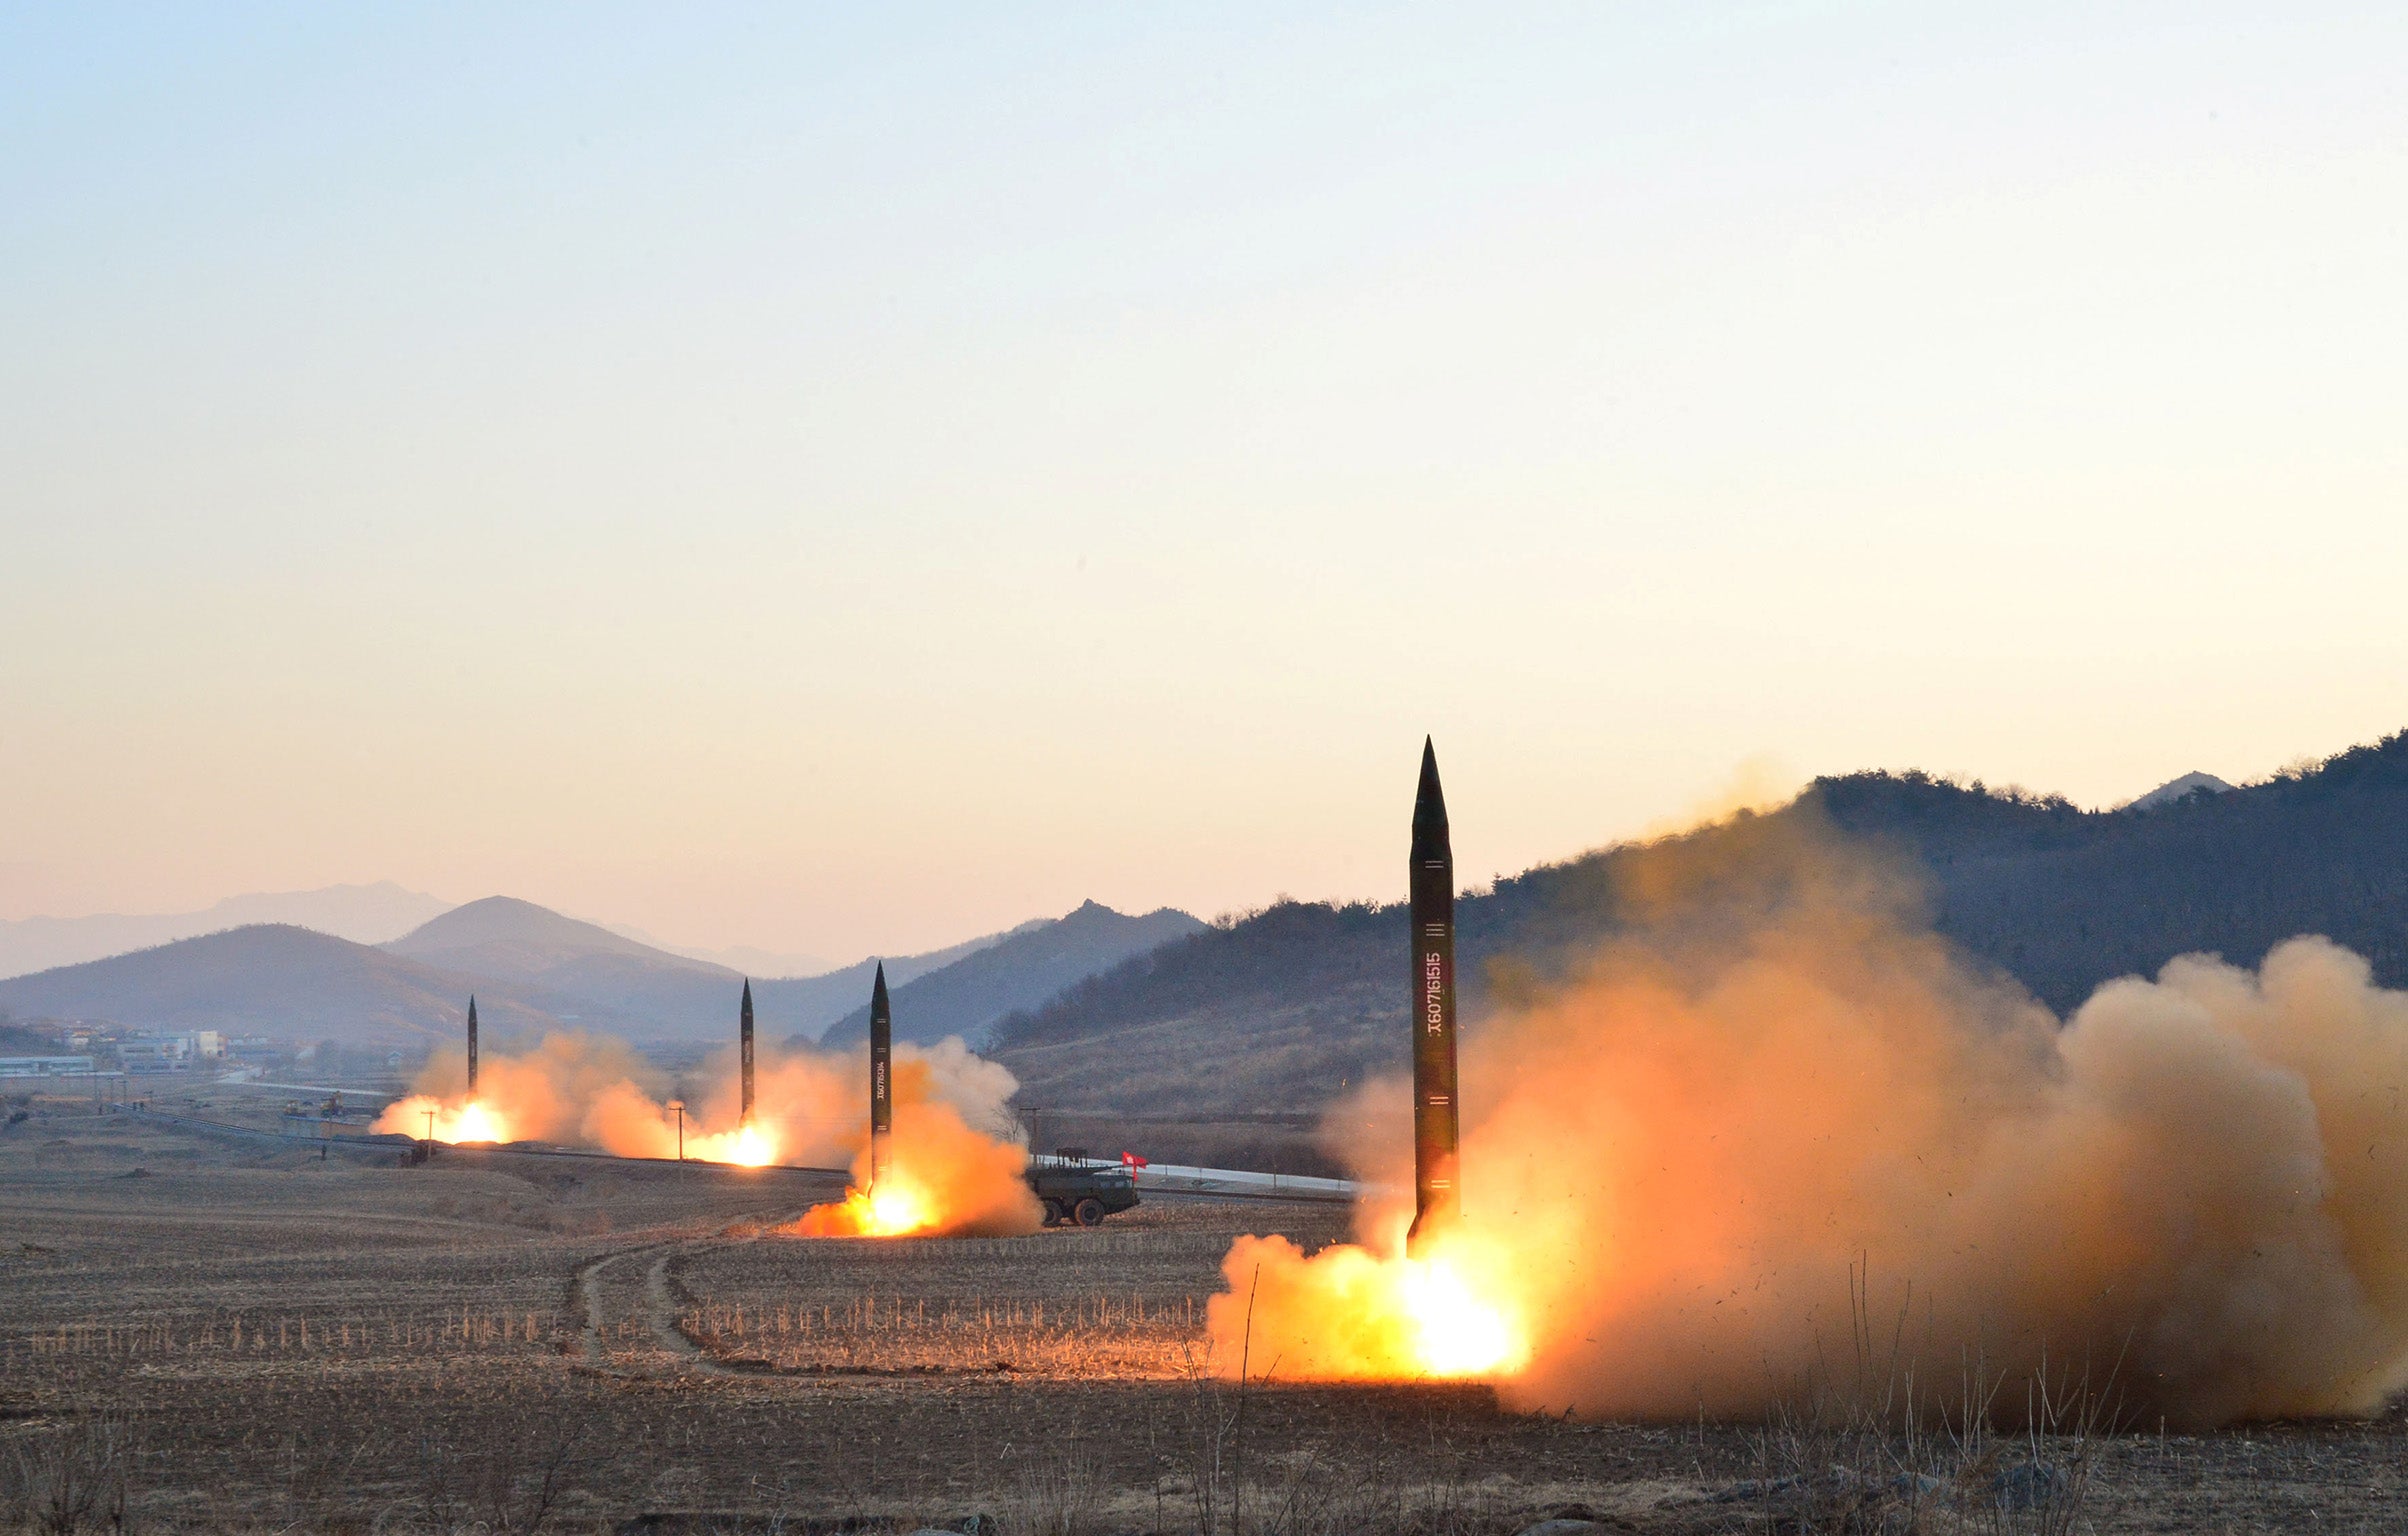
[739,980,756,1124]
[1407,737,1460,1252]
[869,962,893,1189]
[466,996,479,1096]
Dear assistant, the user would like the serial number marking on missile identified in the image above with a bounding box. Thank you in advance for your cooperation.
[868,961,894,1190]
[739,979,757,1122]
[1408,736,1461,1252]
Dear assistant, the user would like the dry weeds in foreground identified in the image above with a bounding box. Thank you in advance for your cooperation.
[11,1103,2408,1534]
[1714,1268,2110,1536]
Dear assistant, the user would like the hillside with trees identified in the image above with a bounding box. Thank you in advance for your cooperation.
[990,731,2408,1169]
[1814,738,2408,1011]
[815,901,1204,1050]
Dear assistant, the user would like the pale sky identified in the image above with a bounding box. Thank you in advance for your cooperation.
[6,4,2407,961]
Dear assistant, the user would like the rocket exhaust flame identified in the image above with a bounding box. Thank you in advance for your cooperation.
[376,996,502,1142]
[782,1081,1038,1238]
[793,1178,935,1238]
[372,1017,1029,1219]
[374,994,518,1143]
[382,1096,508,1144]
[372,997,1036,1235]
[1213,1226,1527,1380]
[785,962,1038,1238]
[1200,740,1525,1383]
[1212,798,2408,1424]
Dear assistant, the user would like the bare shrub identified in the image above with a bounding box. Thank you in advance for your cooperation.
[1138,1319,1494,1536]
[2,1409,137,1536]
[403,1391,589,1536]
[1736,1266,2112,1536]
[268,1428,383,1531]
[1010,1441,1104,1536]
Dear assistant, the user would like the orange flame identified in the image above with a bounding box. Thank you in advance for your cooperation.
[374,1094,511,1144]
[1209,1220,1528,1381]
[781,1092,1040,1239]
[789,1178,939,1237]
[371,1031,1036,1241]
[373,1032,655,1146]
[682,1120,780,1167]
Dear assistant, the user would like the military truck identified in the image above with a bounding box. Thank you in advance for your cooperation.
[1025,1148,1141,1227]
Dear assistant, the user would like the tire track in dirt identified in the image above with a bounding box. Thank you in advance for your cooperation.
[569,1241,678,1369]
[636,1235,1020,1383]
[643,1247,740,1374]
[575,1210,824,1376]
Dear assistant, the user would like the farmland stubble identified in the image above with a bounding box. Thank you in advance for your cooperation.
[3,1096,2406,1533]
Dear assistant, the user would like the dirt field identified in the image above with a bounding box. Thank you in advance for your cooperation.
[3,1089,2405,1534]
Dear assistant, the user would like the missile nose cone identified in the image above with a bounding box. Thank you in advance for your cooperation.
[872,962,889,1010]
[1413,737,1450,853]
[467,995,477,1024]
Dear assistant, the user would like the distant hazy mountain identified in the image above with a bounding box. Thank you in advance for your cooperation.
[989,730,2408,1167]
[816,901,1205,1050]
[0,924,562,1045]
[604,928,831,979]
[768,922,1054,1040]
[382,896,748,1038]
[379,896,1052,1042]
[0,883,451,981]
[386,896,728,979]
[0,890,1079,1049]
[2123,770,2235,811]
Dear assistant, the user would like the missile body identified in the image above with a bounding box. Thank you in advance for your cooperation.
[869,962,893,1189]
[466,996,479,1096]
[1408,738,1460,1251]
[739,980,756,1124]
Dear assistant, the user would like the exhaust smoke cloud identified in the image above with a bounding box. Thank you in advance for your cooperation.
[375,1032,1037,1234]
[1217,813,2408,1426]
[782,1054,1044,1238]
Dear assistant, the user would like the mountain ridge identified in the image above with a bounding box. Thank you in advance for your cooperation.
[0,895,1198,1053]
[987,729,2408,1166]
[0,925,564,1045]
[0,883,452,981]
[814,901,1206,1049]
[2123,770,2236,812]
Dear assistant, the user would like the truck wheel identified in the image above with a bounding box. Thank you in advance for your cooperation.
[1042,1199,1065,1227]
[1074,1197,1105,1227]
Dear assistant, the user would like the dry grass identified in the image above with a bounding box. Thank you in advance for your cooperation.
[677,1285,1204,1377]
[665,1225,1263,1380]
[4,1095,2405,1535]
[1723,1268,2111,1536]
